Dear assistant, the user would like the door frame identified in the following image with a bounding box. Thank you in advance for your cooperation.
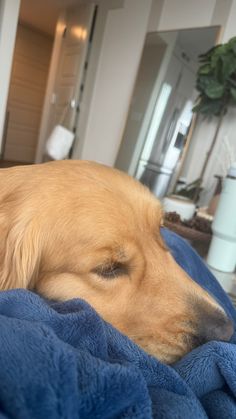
[126,31,177,177]
[34,11,67,163]
[35,3,96,164]
[36,0,124,164]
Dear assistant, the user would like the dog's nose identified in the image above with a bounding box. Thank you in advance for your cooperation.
[197,308,234,344]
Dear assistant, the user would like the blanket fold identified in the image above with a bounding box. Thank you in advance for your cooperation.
[0,228,235,418]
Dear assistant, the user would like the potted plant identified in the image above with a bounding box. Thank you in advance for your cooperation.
[191,36,236,201]
[163,37,236,234]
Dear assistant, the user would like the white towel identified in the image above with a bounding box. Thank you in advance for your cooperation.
[46,125,75,160]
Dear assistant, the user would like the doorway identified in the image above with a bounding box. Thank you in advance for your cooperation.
[115,26,220,198]
[0,0,95,167]
[1,23,53,165]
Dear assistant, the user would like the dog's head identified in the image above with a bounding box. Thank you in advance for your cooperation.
[0,160,233,363]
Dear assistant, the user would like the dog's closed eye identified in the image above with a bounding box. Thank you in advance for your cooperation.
[93,262,128,279]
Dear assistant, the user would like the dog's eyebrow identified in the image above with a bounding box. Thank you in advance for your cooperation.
[115,246,127,261]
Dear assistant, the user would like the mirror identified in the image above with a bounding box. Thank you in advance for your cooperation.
[115,26,220,198]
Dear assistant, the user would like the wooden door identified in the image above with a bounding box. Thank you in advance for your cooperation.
[50,4,95,135]
[3,24,53,163]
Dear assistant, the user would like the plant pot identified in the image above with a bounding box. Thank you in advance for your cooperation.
[162,195,196,221]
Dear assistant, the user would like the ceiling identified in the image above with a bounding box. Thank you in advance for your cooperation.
[19,0,87,36]
[147,27,219,63]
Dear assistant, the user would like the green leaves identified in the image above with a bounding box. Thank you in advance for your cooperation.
[221,52,236,79]
[230,87,236,100]
[193,97,224,116]
[228,36,236,54]
[198,64,211,75]
[193,36,236,116]
[205,80,224,99]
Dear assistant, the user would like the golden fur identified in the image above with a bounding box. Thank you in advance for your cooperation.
[0,160,233,363]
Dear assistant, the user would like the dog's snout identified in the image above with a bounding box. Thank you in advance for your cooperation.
[198,308,234,344]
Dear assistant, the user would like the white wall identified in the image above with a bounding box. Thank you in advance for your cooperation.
[154,0,217,31]
[0,0,20,154]
[70,0,117,160]
[220,0,236,40]
[72,0,153,166]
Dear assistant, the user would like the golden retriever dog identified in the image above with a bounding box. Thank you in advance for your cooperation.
[0,160,233,363]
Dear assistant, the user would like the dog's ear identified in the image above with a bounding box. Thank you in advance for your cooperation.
[0,213,41,290]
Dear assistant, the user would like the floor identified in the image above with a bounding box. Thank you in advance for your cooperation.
[0,160,30,168]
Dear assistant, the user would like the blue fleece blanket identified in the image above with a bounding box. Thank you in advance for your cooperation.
[0,229,235,419]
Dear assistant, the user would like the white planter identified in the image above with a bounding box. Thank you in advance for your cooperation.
[207,164,236,273]
[162,195,196,221]
[46,125,74,160]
